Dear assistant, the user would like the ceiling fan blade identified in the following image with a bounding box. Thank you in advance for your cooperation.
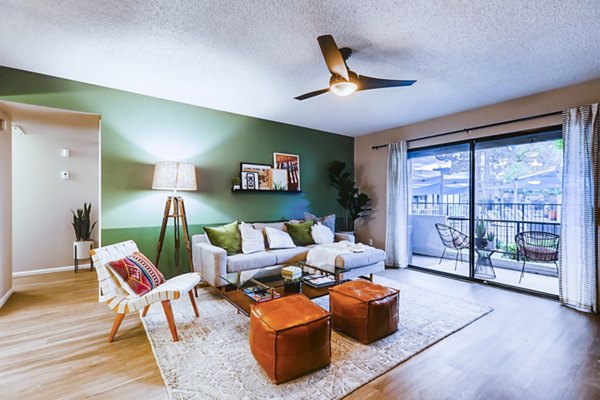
[317,35,349,81]
[294,88,330,101]
[358,75,416,91]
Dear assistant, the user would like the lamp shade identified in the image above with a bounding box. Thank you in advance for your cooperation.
[152,161,197,191]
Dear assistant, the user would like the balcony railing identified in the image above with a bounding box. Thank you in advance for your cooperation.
[411,201,561,261]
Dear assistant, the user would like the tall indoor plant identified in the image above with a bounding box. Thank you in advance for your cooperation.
[71,202,97,259]
[328,161,372,231]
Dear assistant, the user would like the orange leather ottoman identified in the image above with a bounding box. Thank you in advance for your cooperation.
[329,280,399,344]
[249,294,331,384]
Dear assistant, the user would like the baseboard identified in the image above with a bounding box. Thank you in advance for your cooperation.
[12,264,91,277]
[0,288,15,308]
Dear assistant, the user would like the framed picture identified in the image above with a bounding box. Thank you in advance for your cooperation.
[269,169,288,191]
[273,153,300,191]
[241,171,259,190]
[241,163,271,190]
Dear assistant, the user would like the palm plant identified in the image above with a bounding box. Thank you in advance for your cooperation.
[328,161,371,231]
[71,203,97,241]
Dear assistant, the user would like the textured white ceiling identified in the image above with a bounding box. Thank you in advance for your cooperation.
[1,0,599,136]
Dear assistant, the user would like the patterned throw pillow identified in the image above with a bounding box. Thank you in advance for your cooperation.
[109,252,165,296]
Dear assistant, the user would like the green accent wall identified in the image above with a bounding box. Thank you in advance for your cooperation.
[0,66,353,277]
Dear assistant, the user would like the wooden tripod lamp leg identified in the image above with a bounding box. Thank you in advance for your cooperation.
[178,198,194,273]
[156,196,173,267]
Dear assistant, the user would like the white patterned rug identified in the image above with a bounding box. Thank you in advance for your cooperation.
[141,277,492,400]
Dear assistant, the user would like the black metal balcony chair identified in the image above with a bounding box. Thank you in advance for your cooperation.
[434,223,470,270]
[515,231,560,283]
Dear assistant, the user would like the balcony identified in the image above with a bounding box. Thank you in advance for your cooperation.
[410,202,560,295]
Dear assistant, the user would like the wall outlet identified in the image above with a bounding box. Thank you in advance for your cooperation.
[61,171,70,180]
[368,238,373,246]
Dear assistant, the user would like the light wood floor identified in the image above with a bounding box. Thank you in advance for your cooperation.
[1,269,599,399]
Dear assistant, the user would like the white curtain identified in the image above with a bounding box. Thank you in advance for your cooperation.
[385,141,409,268]
[560,104,599,313]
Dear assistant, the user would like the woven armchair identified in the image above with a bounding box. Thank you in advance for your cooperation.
[91,240,201,342]
[435,223,470,270]
[515,231,560,283]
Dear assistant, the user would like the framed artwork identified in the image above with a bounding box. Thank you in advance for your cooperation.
[269,168,288,191]
[241,171,259,190]
[241,163,271,190]
[273,153,300,191]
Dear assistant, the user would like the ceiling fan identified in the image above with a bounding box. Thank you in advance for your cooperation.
[295,34,416,101]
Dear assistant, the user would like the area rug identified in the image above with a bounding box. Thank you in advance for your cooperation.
[141,277,492,400]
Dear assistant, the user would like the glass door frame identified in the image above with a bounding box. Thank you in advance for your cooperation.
[407,125,562,300]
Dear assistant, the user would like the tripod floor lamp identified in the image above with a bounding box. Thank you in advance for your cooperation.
[152,161,197,275]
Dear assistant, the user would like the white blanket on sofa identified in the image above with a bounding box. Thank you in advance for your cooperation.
[306,241,369,272]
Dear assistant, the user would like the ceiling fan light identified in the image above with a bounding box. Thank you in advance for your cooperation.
[330,81,357,96]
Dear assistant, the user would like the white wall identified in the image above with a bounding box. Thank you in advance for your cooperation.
[0,108,13,306]
[355,77,600,249]
[10,107,99,272]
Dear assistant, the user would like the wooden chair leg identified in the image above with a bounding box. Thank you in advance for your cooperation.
[194,286,198,298]
[108,313,125,343]
[161,300,179,342]
[141,305,150,317]
[189,290,200,317]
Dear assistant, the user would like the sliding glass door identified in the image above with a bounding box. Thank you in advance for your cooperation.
[474,130,562,295]
[408,127,562,296]
[408,143,471,277]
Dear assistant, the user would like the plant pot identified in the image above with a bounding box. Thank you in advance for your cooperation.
[73,240,94,260]
[283,280,302,295]
[486,240,496,250]
[475,238,488,249]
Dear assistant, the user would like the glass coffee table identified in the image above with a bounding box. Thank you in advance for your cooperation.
[219,262,343,315]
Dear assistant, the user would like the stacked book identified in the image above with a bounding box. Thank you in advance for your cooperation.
[282,266,302,280]
[242,286,280,302]
[303,274,336,288]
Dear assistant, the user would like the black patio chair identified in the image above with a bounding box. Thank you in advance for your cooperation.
[434,223,470,270]
[515,231,560,283]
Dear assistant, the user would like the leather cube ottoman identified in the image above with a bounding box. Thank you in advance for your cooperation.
[329,280,399,344]
[249,294,331,384]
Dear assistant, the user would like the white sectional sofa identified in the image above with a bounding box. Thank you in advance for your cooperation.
[191,221,386,288]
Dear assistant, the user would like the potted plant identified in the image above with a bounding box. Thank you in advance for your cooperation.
[231,176,241,190]
[475,220,488,249]
[328,161,372,232]
[486,231,496,250]
[71,203,97,259]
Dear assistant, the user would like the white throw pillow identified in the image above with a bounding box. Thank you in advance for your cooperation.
[239,222,265,254]
[311,222,335,245]
[265,227,296,249]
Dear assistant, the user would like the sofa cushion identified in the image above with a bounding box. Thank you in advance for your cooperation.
[204,220,242,255]
[268,247,310,264]
[239,222,265,254]
[227,251,277,273]
[253,222,287,231]
[311,223,335,244]
[265,227,296,249]
[286,220,315,246]
[335,248,386,269]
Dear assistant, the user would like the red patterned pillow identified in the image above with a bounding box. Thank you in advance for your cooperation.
[109,252,165,296]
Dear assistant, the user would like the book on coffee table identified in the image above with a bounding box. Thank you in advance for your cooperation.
[303,274,336,288]
[242,285,281,302]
